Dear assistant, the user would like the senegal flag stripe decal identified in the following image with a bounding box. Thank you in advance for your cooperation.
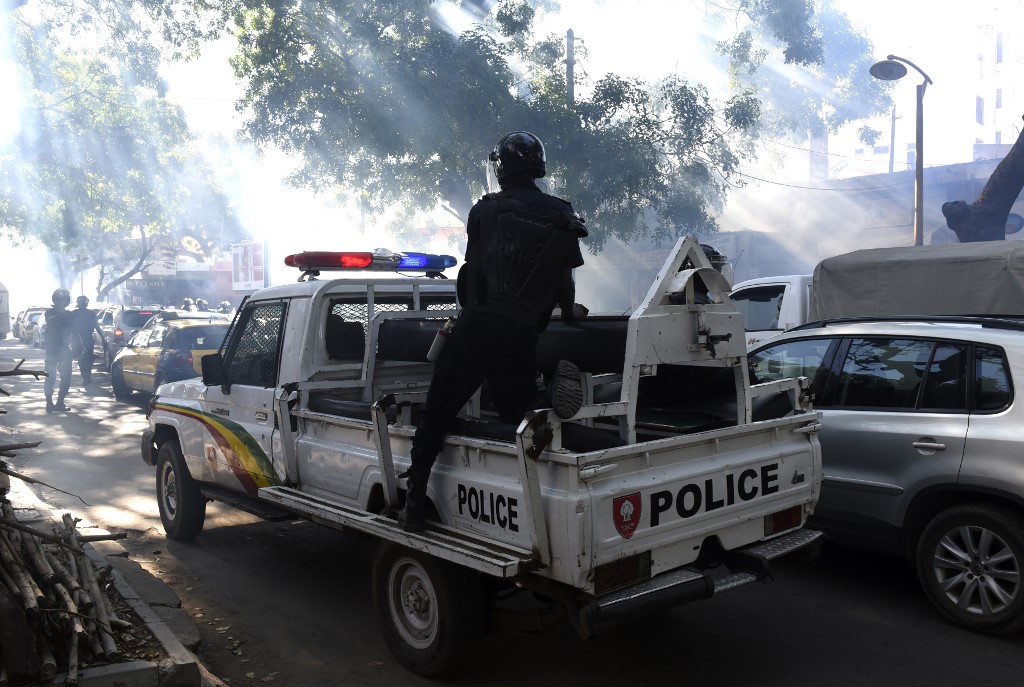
[155,402,280,494]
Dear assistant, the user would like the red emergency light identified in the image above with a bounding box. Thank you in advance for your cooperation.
[284,252,374,270]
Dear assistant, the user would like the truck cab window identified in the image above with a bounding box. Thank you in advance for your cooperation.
[731,285,786,330]
[223,302,287,387]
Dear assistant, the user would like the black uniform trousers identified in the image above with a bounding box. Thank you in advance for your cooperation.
[409,309,539,472]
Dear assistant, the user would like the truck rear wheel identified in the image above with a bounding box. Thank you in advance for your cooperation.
[371,543,483,677]
[156,440,206,541]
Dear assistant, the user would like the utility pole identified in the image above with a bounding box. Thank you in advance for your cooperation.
[888,105,896,174]
[566,29,575,107]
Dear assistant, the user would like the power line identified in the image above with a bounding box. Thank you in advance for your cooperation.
[736,170,912,191]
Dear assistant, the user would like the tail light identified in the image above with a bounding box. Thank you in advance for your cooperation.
[764,505,804,536]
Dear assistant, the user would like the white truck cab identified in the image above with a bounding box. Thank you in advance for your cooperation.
[729,274,812,346]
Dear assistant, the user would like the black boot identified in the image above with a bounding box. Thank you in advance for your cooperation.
[549,360,583,419]
[397,468,430,533]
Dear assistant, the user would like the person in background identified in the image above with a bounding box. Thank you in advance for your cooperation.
[180,297,196,311]
[43,288,74,412]
[70,295,104,386]
[218,301,232,314]
[196,298,210,312]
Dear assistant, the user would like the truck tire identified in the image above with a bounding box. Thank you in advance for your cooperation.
[916,504,1024,634]
[371,543,483,677]
[110,361,131,399]
[156,440,207,541]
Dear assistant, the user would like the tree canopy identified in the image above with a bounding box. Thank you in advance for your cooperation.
[2,0,890,263]
[0,3,243,299]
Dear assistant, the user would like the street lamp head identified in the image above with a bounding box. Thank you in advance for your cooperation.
[870,59,908,81]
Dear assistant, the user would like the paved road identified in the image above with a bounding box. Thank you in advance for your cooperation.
[3,337,1024,686]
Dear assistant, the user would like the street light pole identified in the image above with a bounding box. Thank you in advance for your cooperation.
[871,54,933,246]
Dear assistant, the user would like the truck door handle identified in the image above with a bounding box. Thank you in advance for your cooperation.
[912,441,945,451]
[211,408,230,417]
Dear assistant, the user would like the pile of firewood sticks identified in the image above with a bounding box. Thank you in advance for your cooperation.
[0,500,132,686]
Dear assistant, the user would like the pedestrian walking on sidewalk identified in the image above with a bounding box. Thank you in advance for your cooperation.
[71,295,104,386]
[43,288,74,412]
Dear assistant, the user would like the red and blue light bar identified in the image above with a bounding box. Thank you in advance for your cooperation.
[284,248,457,273]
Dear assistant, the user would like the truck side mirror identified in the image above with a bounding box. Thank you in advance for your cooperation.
[202,353,229,392]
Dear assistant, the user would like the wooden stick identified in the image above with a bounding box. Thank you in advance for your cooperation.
[43,549,82,593]
[23,533,57,585]
[0,518,79,553]
[65,620,79,687]
[0,556,20,599]
[76,552,118,660]
[0,532,38,620]
[51,583,84,638]
[36,632,57,682]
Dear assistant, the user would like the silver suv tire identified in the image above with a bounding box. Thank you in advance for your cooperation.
[916,504,1024,634]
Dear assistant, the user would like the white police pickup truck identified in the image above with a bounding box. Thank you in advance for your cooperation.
[142,237,823,676]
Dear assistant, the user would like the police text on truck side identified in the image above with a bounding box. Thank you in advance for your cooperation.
[649,463,780,527]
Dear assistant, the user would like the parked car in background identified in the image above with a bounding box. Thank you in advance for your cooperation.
[95,306,164,369]
[110,312,230,397]
[748,316,1024,635]
[20,308,46,345]
[34,318,46,349]
[12,310,27,340]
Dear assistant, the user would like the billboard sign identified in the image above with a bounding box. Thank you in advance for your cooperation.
[232,241,266,291]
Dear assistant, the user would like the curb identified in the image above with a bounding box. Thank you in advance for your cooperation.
[7,477,204,687]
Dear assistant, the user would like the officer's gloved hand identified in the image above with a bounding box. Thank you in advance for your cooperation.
[570,303,589,320]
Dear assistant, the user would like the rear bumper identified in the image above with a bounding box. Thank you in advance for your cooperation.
[578,528,823,636]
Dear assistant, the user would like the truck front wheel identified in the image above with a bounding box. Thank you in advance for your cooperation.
[916,504,1024,634]
[371,544,483,677]
[156,440,206,541]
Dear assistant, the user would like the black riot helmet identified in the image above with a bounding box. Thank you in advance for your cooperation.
[52,288,71,308]
[488,131,546,180]
[76,295,89,308]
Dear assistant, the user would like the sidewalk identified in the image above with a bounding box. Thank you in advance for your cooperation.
[6,475,224,687]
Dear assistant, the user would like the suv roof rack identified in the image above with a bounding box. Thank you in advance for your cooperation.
[792,314,1024,333]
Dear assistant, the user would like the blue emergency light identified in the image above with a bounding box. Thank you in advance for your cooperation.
[397,253,458,270]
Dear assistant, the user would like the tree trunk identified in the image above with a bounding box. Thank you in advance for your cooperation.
[942,115,1024,242]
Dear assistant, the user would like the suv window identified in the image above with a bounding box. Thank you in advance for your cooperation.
[731,284,785,330]
[832,338,931,409]
[919,343,967,410]
[749,337,832,384]
[976,346,1011,411]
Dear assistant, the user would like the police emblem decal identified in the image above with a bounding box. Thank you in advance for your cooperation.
[613,492,642,539]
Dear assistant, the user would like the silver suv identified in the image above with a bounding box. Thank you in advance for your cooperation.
[748,316,1024,634]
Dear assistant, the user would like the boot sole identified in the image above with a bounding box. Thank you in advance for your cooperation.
[551,360,583,419]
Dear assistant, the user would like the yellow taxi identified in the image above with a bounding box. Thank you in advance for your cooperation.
[110,311,230,398]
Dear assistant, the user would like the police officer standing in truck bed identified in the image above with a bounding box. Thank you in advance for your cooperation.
[398,131,589,533]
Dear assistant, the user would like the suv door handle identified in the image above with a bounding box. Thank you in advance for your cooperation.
[211,408,230,417]
[912,441,945,451]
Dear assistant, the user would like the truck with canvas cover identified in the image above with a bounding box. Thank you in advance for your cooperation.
[142,239,823,676]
